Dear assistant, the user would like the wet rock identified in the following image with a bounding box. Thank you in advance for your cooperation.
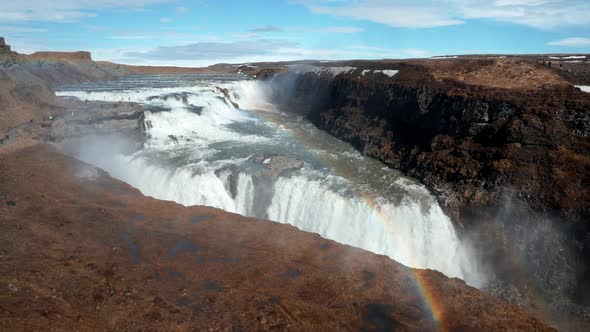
[168,135,179,144]
[147,92,192,105]
[214,165,241,199]
[186,105,203,115]
[248,154,304,218]
[249,154,304,180]
[48,99,145,142]
[214,155,303,218]
[216,87,239,108]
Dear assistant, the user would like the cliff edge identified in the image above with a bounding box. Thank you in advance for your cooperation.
[0,144,555,331]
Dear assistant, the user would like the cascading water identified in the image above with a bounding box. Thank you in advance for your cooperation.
[56,74,484,287]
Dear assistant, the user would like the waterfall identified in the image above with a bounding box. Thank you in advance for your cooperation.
[56,74,484,287]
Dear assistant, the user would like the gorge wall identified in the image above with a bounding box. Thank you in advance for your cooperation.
[259,59,590,324]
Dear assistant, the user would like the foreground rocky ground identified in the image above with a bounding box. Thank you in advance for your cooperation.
[0,145,555,331]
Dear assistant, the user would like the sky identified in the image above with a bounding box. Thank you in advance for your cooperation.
[1,0,590,66]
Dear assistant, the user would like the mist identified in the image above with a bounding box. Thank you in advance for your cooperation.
[54,73,487,288]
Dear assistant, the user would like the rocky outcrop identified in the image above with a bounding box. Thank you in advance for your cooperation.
[47,98,145,143]
[0,37,13,54]
[0,41,131,134]
[29,51,93,63]
[249,154,305,179]
[264,58,590,327]
[215,154,304,217]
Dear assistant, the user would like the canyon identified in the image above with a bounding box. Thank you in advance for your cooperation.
[1,37,588,330]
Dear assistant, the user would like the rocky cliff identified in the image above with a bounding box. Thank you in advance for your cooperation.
[260,58,590,327]
[0,41,133,135]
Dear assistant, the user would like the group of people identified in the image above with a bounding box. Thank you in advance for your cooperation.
[542,59,564,69]
[0,120,34,145]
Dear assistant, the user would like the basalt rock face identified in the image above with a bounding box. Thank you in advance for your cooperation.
[267,59,590,327]
[276,61,590,221]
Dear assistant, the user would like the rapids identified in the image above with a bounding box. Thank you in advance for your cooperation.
[56,74,484,286]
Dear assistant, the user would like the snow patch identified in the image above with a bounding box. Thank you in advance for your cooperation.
[289,65,356,76]
[374,69,399,77]
[549,55,586,60]
[320,66,356,75]
[430,56,459,59]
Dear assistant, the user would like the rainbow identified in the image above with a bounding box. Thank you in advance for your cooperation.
[246,103,448,329]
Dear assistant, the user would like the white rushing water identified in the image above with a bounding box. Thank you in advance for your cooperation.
[56,74,484,287]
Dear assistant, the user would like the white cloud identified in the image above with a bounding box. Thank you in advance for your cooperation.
[301,0,590,29]
[102,39,430,66]
[0,0,171,22]
[350,45,430,58]
[306,1,464,28]
[494,0,553,5]
[548,37,590,47]
[459,0,590,29]
[175,6,187,15]
[0,26,48,33]
[160,17,170,23]
[110,35,149,40]
[231,33,261,39]
[85,40,431,67]
[247,25,362,33]
[294,26,363,33]
[248,25,284,33]
[124,39,300,60]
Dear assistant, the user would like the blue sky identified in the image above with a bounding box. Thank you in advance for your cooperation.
[1,0,590,66]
